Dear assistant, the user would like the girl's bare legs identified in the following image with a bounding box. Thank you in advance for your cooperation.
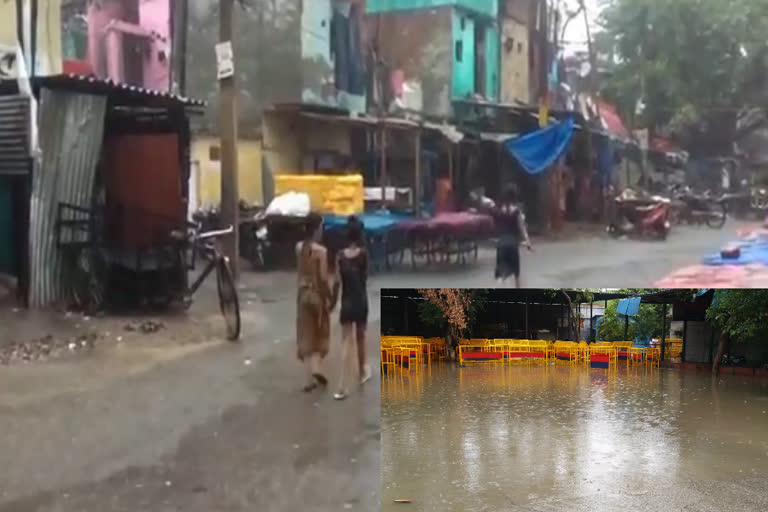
[334,323,355,400]
[356,324,371,384]
[303,357,315,391]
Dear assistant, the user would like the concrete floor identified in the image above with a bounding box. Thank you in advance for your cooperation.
[0,277,382,512]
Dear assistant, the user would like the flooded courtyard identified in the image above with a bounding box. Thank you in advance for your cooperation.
[382,364,768,511]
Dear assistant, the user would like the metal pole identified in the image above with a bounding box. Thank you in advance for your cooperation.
[380,128,387,209]
[624,314,629,340]
[172,0,189,94]
[660,303,667,361]
[589,301,593,342]
[15,0,24,54]
[29,0,37,77]
[414,130,422,216]
[525,295,529,339]
[682,319,688,363]
[219,0,240,278]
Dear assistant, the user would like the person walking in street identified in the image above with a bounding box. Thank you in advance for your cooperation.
[296,213,333,392]
[334,216,372,400]
[492,184,532,288]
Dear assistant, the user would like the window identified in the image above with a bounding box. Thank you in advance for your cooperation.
[209,145,221,161]
[455,40,464,62]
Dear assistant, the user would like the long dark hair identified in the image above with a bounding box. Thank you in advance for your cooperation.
[346,215,365,248]
[301,212,323,263]
[502,183,519,204]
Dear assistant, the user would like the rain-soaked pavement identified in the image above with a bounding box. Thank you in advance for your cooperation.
[373,221,757,288]
[0,276,382,512]
[382,364,768,512]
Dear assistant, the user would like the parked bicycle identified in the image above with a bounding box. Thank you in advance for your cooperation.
[171,223,241,341]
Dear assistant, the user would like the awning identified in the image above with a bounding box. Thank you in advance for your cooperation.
[596,99,630,141]
[503,117,575,175]
[616,296,642,316]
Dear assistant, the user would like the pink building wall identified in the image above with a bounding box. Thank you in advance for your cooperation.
[138,0,172,91]
[86,0,172,91]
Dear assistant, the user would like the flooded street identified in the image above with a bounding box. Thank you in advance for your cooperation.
[382,364,768,511]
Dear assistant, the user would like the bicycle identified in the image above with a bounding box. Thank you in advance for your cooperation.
[171,223,241,342]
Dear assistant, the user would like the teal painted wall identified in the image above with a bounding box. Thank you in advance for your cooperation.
[485,24,500,100]
[451,10,475,99]
[367,0,497,18]
[0,179,13,274]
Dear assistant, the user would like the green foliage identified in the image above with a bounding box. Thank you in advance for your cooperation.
[597,300,671,341]
[596,0,768,144]
[705,289,768,342]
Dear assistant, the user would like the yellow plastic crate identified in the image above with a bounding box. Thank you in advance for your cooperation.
[274,174,363,215]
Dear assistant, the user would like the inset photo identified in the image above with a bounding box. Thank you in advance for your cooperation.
[381,288,768,511]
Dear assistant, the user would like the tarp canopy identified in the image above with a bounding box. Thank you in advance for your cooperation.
[616,296,642,316]
[504,117,575,175]
[596,99,630,141]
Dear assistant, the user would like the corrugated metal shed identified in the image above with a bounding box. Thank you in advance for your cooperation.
[28,88,106,307]
[33,74,206,109]
[0,95,31,176]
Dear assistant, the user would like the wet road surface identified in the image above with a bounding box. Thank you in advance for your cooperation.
[374,221,756,288]
[382,364,768,511]
[0,281,382,511]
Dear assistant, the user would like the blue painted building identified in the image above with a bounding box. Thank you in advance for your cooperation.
[366,0,501,117]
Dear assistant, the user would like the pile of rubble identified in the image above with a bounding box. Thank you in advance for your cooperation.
[0,332,101,365]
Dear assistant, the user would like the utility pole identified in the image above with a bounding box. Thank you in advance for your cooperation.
[538,0,549,127]
[219,0,240,278]
[172,0,189,94]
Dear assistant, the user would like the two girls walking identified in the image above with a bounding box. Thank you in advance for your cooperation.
[295,214,371,397]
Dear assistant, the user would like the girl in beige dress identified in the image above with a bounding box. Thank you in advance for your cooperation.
[296,213,334,392]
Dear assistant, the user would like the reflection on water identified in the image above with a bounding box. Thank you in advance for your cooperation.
[382,365,768,511]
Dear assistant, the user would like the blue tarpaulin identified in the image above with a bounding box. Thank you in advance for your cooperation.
[323,212,410,235]
[504,117,575,175]
[616,297,642,316]
[702,241,768,266]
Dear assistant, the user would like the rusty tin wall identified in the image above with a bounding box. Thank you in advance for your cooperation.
[28,88,106,307]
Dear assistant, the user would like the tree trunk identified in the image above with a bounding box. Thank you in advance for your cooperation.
[712,331,728,376]
[445,325,458,362]
[561,291,580,341]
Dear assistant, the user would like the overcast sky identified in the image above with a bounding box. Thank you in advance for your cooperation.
[560,0,603,56]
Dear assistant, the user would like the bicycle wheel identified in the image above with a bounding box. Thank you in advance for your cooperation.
[216,256,241,341]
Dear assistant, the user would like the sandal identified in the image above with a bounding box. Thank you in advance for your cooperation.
[302,382,318,393]
[312,373,328,387]
[333,391,348,400]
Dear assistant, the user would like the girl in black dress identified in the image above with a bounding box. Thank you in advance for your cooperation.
[334,216,371,400]
[493,184,532,288]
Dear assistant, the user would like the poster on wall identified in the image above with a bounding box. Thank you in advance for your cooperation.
[0,44,17,79]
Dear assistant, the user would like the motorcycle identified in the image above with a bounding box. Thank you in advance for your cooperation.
[670,186,727,229]
[721,354,746,367]
[607,194,671,240]
[241,210,270,270]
